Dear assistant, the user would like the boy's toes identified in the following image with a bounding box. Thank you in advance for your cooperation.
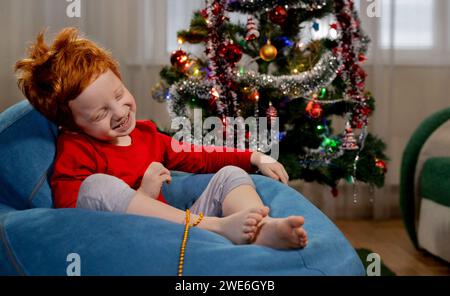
[244,232,254,242]
[300,237,308,247]
[295,227,307,239]
[288,216,305,228]
[243,225,257,233]
[247,214,262,225]
[294,228,308,247]
[249,207,264,214]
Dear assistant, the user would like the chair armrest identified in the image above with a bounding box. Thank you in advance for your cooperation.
[400,107,450,247]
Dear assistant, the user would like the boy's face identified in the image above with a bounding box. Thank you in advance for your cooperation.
[69,69,137,144]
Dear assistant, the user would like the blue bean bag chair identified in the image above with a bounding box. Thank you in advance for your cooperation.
[0,100,365,275]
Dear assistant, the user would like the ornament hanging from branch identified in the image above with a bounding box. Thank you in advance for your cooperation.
[269,5,288,26]
[245,16,260,41]
[305,95,323,119]
[375,158,388,174]
[170,49,190,71]
[218,43,243,65]
[259,40,278,62]
[312,21,320,31]
[342,121,359,150]
[266,101,278,124]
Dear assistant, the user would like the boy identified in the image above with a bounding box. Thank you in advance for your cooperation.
[15,28,307,249]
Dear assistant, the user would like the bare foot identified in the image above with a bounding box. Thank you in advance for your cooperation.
[252,216,308,249]
[215,207,269,244]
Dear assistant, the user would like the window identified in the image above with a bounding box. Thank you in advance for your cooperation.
[380,0,435,49]
[166,0,204,53]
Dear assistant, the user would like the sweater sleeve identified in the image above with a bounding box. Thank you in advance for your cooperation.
[147,121,258,173]
[50,133,97,208]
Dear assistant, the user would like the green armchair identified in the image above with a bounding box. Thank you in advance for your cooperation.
[400,107,450,262]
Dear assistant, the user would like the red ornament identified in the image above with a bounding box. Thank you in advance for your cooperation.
[200,9,208,19]
[375,158,387,174]
[310,104,322,118]
[218,43,243,64]
[334,46,342,54]
[361,106,372,116]
[354,121,364,129]
[249,90,260,101]
[170,50,189,70]
[358,54,367,63]
[212,2,222,15]
[356,66,367,79]
[269,6,288,25]
[306,98,323,119]
[356,81,365,89]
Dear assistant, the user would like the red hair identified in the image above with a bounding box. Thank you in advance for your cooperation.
[15,27,121,130]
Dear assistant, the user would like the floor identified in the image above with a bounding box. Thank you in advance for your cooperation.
[333,219,450,276]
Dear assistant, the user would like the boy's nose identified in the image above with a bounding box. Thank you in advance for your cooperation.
[111,106,128,123]
[113,112,128,123]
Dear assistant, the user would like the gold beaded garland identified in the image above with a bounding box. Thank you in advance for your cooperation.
[178,209,204,276]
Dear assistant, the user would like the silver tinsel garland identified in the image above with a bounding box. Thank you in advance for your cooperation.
[227,0,331,13]
[236,51,339,98]
[167,50,340,117]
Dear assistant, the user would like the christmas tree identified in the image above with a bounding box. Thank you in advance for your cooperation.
[152,0,388,196]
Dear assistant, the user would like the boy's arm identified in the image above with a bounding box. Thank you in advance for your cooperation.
[155,127,258,174]
[51,135,97,208]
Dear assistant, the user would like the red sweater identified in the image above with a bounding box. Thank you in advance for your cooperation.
[51,120,256,208]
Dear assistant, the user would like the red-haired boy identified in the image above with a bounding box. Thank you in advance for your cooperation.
[15,28,307,249]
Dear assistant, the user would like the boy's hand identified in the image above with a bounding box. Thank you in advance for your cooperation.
[250,151,289,185]
[138,162,172,199]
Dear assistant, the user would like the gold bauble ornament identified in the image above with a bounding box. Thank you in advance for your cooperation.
[259,41,278,62]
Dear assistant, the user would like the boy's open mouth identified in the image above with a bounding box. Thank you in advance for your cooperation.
[113,113,130,130]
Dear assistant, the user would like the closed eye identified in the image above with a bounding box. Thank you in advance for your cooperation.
[94,109,108,121]
[115,92,124,100]
[115,88,124,100]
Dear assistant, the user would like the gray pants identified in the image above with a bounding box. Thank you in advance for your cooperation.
[76,165,255,217]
